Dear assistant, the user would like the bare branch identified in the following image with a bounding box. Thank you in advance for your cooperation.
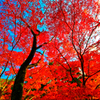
[0,61,9,78]
[59,0,72,30]
[36,43,47,49]
[55,47,70,68]
[27,59,41,69]
[95,84,100,89]
[71,29,81,60]
[27,50,46,69]
[55,47,80,86]
[36,30,41,36]
[85,70,100,83]
[84,40,100,53]
[36,37,54,49]
[83,22,100,55]
[20,17,36,36]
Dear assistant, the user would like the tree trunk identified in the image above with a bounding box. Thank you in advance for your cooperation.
[11,30,36,100]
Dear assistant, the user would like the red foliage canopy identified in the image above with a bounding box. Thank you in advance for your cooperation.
[0,0,100,99]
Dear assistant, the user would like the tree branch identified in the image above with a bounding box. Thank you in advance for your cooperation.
[59,0,72,30]
[55,47,80,86]
[85,70,100,83]
[36,37,54,49]
[27,50,46,69]
[83,22,100,55]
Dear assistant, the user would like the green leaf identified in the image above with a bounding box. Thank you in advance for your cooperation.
[31,88,36,91]
[47,80,52,84]
[24,95,29,99]
[49,62,54,65]
[39,84,46,91]
[76,72,81,75]
[11,86,13,90]
[71,78,82,84]
[41,93,46,98]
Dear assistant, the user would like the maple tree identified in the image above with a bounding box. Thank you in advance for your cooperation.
[0,0,100,100]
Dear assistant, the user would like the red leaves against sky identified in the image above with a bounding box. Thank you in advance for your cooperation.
[0,0,100,99]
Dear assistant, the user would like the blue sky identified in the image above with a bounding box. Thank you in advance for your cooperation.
[0,0,47,79]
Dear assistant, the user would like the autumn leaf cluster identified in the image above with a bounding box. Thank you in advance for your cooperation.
[0,0,100,99]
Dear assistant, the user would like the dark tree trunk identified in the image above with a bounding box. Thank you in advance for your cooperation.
[11,29,36,100]
[81,55,85,86]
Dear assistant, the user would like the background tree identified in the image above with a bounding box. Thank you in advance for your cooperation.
[41,0,100,99]
[44,0,100,85]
